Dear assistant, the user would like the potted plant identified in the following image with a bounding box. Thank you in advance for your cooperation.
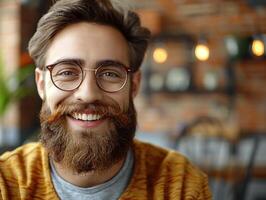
[0,54,34,147]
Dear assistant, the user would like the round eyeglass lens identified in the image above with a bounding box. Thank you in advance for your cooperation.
[96,65,128,92]
[51,63,83,91]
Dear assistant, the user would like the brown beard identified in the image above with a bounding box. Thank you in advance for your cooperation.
[39,98,136,174]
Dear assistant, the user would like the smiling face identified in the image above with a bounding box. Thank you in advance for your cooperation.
[35,22,141,173]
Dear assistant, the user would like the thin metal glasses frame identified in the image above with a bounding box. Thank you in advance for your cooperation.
[45,63,132,93]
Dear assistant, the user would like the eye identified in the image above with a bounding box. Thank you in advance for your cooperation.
[52,64,81,81]
[98,66,125,77]
[101,71,119,78]
[57,70,79,76]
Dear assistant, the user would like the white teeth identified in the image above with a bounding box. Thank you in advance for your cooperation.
[82,114,87,121]
[72,113,102,121]
[92,114,101,120]
[92,115,97,120]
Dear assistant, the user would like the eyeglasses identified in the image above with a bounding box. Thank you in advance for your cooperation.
[45,60,132,93]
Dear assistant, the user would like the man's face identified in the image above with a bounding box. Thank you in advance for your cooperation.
[35,22,141,173]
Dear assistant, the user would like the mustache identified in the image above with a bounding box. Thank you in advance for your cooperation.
[40,100,133,128]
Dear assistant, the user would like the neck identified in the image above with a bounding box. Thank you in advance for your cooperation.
[51,156,127,188]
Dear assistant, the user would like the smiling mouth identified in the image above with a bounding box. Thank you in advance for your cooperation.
[70,113,103,121]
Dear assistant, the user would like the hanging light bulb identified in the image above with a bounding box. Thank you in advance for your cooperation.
[194,34,210,61]
[153,47,168,64]
[195,43,210,61]
[251,38,264,57]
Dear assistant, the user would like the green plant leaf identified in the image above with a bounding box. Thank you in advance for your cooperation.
[14,64,35,83]
[0,55,10,116]
[12,86,34,101]
[0,54,35,117]
[0,83,11,116]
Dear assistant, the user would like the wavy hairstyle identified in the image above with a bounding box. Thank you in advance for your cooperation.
[28,0,151,72]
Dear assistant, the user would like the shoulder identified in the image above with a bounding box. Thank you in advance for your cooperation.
[130,140,211,199]
[133,139,196,171]
[0,142,45,164]
[0,143,58,199]
[0,142,48,180]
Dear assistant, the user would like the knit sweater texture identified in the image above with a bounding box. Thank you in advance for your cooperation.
[0,140,211,200]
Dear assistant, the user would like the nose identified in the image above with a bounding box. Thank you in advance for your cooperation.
[73,71,103,103]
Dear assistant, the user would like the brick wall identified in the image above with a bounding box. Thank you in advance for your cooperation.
[135,0,266,137]
[0,1,20,145]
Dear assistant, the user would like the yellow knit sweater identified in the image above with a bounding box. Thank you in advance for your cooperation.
[0,140,211,200]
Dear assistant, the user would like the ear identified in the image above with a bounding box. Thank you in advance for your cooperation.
[131,70,141,98]
[35,68,45,100]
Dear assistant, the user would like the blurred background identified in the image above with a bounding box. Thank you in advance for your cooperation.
[0,0,265,199]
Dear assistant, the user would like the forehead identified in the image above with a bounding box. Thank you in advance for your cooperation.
[45,22,130,66]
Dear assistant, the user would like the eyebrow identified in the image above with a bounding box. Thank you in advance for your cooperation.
[47,58,85,67]
[48,58,129,69]
[95,59,128,68]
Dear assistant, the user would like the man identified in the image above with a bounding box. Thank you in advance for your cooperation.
[0,0,211,199]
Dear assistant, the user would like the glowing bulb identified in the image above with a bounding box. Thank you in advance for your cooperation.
[195,44,210,61]
[251,39,264,57]
[153,48,168,64]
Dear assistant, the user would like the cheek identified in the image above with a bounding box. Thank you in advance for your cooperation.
[46,93,66,111]
[44,77,69,111]
[111,85,131,111]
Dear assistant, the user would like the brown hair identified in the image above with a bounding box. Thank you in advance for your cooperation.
[28,0,151,72]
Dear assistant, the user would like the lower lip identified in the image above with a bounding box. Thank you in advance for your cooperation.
[67,116,105,129]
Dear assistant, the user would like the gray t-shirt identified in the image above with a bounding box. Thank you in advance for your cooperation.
[50,150,134,200]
